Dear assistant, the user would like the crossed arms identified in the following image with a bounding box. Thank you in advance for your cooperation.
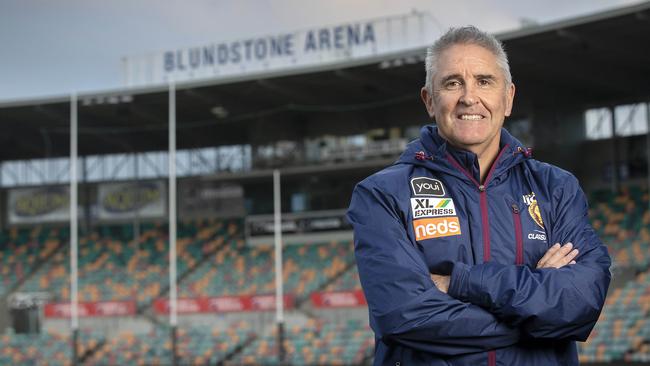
[347,176,611,355]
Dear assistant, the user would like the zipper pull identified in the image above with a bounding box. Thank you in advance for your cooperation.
[478,185,486,192]
[511,203,519,214]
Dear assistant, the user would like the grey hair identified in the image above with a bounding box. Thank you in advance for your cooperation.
[424,26,512,93]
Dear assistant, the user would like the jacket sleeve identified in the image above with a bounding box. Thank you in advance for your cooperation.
[448,175,611,341]
[348,181,520,356]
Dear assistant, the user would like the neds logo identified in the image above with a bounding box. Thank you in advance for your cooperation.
[411,177,445,196]
[413,217,461,240]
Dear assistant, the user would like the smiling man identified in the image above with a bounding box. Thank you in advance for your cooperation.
[347,26,611,366]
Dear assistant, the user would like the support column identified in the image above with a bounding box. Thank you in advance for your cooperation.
[273,169,285,365]
[168,81,178,366]
[69,93,79,366]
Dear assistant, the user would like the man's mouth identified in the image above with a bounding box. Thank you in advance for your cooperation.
[457,114,485,120]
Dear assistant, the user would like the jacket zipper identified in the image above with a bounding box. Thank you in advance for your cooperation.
[445,145,509,366]
[488,350,496,366]
[511,203,524,265]
[445,145,509,263]
[479,185,491,261]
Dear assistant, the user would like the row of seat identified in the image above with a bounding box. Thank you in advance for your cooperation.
[225,318,373,366]
[86,321,253,365]
[0,318,371,366]
[0,328,101,366]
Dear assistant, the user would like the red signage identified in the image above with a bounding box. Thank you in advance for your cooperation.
[152,294,294,315]
[44,301,136,318]
[310,290,367,308]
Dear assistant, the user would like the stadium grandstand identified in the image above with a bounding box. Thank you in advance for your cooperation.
[0,2,650,365]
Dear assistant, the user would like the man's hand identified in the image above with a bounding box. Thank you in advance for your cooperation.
[536,243,578,269]
[430,274,450,293]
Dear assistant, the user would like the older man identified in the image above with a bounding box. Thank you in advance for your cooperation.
[347,26,611,365]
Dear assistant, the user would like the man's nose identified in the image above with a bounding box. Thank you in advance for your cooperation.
[459,84,478,106]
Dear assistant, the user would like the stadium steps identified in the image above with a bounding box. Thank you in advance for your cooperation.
[4,232,67,296]
[135,225,236,315]
[80,337,107,364]
[83,323,255,365]
[217,330,258,365]
[294,258,357,308]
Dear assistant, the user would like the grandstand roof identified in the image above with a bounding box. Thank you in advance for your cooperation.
[1,1,649,161]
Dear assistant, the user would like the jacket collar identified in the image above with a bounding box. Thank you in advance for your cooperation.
[398,125,531,186]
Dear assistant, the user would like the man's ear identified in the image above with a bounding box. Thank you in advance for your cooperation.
[504,83,516,117]
[420,87,436,118]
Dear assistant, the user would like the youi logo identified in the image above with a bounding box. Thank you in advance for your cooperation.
[411,177,445,197]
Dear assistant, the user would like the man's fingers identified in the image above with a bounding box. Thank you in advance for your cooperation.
[550,248,579,268]
[537,243,560,268]
[546,242,573,266]
[430,273,450,293]
[563,249,579,266]
[537,242,581,269]
[537,243,579,269]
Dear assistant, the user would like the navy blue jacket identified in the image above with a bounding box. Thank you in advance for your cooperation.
[347,126,611,365]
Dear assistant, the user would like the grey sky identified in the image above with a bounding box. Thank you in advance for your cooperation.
[0,0,643,102]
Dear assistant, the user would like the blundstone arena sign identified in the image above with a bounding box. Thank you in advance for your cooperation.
[122,12,434,87]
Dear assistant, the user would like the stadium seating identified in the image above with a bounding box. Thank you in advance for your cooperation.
[1,183,645,365]
[19,219,241,307]
[85,321,253,365]
[589,185,650,270]
[0,226,67,296]
[0,328,102,366]
[579,269,650,363]
[324,264,363,292]
[180,240,355,301]
[225,318,373,366]
[578,185,650,362]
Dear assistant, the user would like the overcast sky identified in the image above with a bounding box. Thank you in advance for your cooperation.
[0,0,644,102]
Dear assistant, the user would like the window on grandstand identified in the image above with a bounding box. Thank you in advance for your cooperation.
[615,103,648,137]
[0,145,253,187]
[585,108,613,140]
[585,103,649,140]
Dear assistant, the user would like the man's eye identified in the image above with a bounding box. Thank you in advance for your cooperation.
[478,79,492,87]
[444,81,461,89]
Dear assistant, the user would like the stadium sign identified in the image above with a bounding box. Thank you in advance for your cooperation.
[123,12,433,87]
[152,294,294,314]
[179,181,245,218]
[44,301,136,318]
[7,186,71,224]
[245,209,353,246]
[97,181,166,221]
[311,290,367,308]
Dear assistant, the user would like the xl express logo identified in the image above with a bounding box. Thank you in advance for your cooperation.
[411,198,456,218]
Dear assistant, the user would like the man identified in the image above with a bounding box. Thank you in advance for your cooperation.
[347,26,611,365]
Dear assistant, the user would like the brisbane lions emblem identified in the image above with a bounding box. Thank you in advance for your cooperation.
[523,192,544,229]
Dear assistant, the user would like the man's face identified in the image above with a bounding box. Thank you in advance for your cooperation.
[421,43,515,153]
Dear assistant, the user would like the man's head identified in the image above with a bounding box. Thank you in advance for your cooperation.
[421,26,515,155]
